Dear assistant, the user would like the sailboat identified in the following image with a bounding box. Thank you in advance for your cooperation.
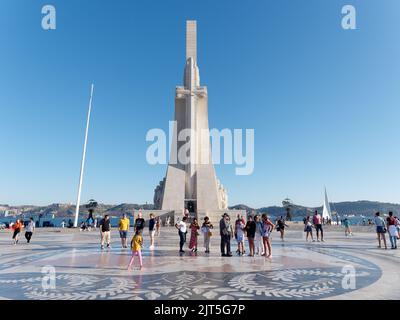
[322,187,332,222]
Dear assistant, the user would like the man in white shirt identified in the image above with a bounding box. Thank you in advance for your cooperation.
[25,218,35,244]
[175,216,188,253]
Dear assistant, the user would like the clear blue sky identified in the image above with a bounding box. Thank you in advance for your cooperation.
[0,0,399,207]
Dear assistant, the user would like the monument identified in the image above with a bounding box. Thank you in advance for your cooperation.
[154,21,240,221]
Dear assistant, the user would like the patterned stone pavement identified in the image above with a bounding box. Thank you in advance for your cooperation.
[0,227,399,300]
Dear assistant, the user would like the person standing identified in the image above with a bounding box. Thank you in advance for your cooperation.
[313,211,324,242]
[155,216,161,236]
[254,215,263,255]
[219,213,233,257]
[276,216,288,241]
[25,218,35,244]
[12,219,23,245]
[304,216,314,242]
[261,214,275,258]
[148,213,156,250]
[245,215,256,257]
[387,212,398,249]
[175,216,188,253]
[374,212,387,249]
[343,218,353,237]
[99,215,111,250]
[118,213,130,248]
[134,211,145,233]
[201,216,213,253]
[127,229,143,270]
[189,218,200,252]
[235,215,245,255]
[396,216,400,235]
[166,216,171,227]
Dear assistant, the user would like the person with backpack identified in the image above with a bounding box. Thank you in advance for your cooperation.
[387,212,398,249]
[374,212,387,250]
[261,214,275,258]
[313,211,324,242]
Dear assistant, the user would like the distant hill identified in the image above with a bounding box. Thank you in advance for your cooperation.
[230,200,400,218]
[1,201,399,218]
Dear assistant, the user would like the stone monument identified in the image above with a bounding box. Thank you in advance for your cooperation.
[154,21,241,221]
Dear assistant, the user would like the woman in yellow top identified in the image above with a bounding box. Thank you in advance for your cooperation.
[127,229,143,270]
[118,213,130,248]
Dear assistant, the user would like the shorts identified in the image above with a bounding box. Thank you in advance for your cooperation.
[149,230,156,238]
[304,225,312,232]
[119,230,128,239]
[315,224,323,232]
[376,226,386,234]
[12,228,20,239]
[236,234,244,243]
[262,231,270,238]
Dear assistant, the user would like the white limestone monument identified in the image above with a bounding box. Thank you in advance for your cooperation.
[154,21,230,220]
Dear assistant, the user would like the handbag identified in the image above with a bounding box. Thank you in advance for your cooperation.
[208,231,212,237]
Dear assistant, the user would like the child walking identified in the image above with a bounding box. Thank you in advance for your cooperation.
[128,230,143,270]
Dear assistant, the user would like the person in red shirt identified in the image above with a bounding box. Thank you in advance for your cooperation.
[12,219,23,245]
[313,211,324,242]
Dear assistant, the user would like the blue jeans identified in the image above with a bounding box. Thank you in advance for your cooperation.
[179,231,186,251]
[389,236,397,248]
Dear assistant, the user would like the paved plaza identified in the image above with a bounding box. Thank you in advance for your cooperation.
[0,226,399,300]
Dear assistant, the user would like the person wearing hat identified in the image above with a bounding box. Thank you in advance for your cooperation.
[219,213,233,257]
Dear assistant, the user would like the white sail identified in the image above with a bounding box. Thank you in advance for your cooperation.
[322,187,332,220]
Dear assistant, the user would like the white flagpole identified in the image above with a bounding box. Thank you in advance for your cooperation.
[74,84,94,228]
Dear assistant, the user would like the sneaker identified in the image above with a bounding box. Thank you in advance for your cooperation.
[107,244,111,249]
[101,245,104,250]
[321,239,325,242]
[221,253,227,257]
[149,245,154,250]
[179,250,185,253]
[312,240,316,242]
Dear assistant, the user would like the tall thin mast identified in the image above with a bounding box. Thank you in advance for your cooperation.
[74,84,94,227]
